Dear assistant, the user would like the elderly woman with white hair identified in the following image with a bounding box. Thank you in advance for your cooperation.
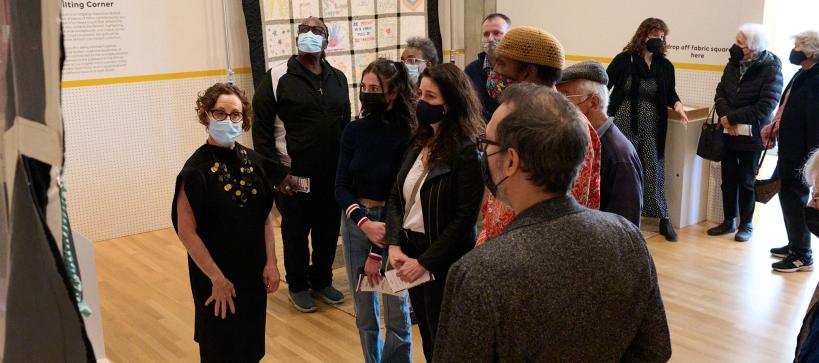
[707,23,783,242]
[761,30,819,272]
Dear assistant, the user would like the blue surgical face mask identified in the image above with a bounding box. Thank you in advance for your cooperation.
[406,64,420,84]
[208,119,243,146]
[298,32,324,54]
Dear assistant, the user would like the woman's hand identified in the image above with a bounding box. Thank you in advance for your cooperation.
[277,174,297,196]
[396,258,428,283]
[263,263,280,294]
[727,125,739,136]
[364,257,382,286]
[674,102,689,124]
[719,116,731,129]
[388,245,408,270]
[360,221,386,248]
[206,275,236,319]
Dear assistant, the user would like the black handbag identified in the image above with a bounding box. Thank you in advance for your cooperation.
[754,140,780,204]
[696,106,725,162]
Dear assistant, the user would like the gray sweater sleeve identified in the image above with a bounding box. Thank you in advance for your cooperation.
[433,258,495,362]
[621,232,672,362]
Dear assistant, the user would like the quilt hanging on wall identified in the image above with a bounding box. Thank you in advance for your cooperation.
[260,0,427,115]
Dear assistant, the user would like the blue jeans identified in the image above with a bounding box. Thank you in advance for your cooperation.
[341,206,412,363]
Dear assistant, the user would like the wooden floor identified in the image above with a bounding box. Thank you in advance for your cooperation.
[95,202,819,362]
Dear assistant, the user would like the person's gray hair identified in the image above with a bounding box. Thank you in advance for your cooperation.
[405,37,439,65]
[794,30,819,61]
[804,148,819,187]
[497,83,589,194]
[738,23,769,53]
[575,79,610,113]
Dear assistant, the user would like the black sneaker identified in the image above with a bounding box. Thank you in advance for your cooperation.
[288,291,318,313]
[772,254,814,272]
[770,245,790,258]
[659,218,678,242]
[734,224,753,242]
[707,220,737,236]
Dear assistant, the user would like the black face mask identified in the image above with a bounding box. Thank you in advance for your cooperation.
[416,99,446,126]
[790,49,808,65]
[360,92,387,116]
[646,38,664,54]
[480,151,509,198]
[729,44,744,62]
[805,206,819,237]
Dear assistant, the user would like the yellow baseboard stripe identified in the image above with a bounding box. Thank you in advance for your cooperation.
[61,67,253,88]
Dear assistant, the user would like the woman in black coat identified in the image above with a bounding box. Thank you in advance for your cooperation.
[707,24,783,242]
[607,18,689,242]
[764,30,819,273]
[385,63,484,361]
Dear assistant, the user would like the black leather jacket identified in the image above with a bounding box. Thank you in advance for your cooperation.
[385,139,483,278]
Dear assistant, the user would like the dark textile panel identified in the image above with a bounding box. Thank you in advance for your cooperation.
[2,0,95,360]
[242,0,266,88]
[427,0,443,64]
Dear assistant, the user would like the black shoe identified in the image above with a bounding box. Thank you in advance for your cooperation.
[707,220,737,236]
[770,245,790,258]
[734,224,753,242]
[659,218,678,242]
[772,254,814,272]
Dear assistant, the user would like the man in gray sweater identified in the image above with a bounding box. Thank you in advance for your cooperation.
[434,83,671,362]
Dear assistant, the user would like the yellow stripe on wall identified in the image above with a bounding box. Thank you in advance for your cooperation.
[61,67,253,88]
[443,48,465,56]
[566,54,724,72]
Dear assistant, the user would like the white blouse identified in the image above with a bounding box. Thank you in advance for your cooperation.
[402,152,427,233]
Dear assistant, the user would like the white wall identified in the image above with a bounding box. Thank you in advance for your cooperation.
[496,0,767,107]
[63,0,253,241]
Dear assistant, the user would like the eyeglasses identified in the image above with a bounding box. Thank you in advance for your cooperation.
[298,24,327,36]
[359,84,384,93]
[477,135,507,155]
[210,109,244,123]
[403,57,428,66]
[565,94,593,105]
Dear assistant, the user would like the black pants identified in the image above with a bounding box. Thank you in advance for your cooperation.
[780,177,813,259]
[277,175,341,292]
[401,230,447,362]
[720,148,762,225]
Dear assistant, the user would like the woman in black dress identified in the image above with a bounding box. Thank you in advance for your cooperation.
[607,17,689,241]
[172,83,282,362]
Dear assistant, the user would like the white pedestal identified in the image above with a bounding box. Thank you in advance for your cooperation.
[663,107,712,228]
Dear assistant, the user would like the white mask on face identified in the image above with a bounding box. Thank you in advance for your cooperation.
[208,118,243,146]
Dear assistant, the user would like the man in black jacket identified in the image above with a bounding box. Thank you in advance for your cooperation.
[464,13,510,121]
[252,17,351,312]
[708,24,783,242]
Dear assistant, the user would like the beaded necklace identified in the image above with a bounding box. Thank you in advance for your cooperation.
[209,145,258,208]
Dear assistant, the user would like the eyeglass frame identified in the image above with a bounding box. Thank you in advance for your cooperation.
[209,109,244,123]
[297,24,327,37]
[477,135,508,157]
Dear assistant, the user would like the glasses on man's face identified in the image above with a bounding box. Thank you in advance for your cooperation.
[210,109,244,123]
[359,84,384,93]
[477,135,506,155]
[565,94,592,105]
[403,57,427,66]
[298,24,327,36]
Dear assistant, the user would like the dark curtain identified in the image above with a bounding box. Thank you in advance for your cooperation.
[2,0,95,360]
[242,0,266,88]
